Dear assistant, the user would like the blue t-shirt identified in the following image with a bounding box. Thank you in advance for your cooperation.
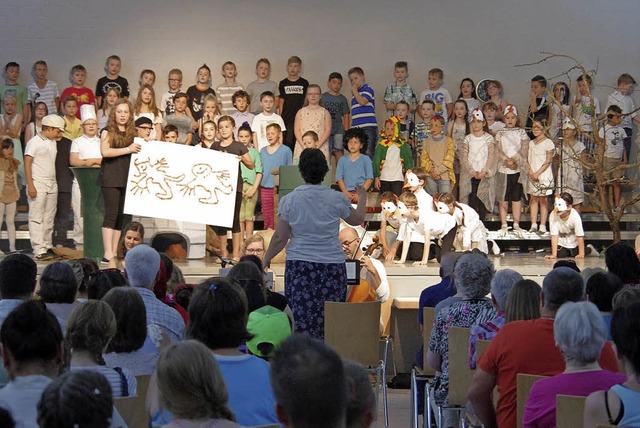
[351,83,376,128]
[418,276,456,325]
[322,92,350,134]
[336,154,373,191]
[260,144,292,188]
[279,185,352,263]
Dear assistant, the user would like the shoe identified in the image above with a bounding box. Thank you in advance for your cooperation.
[490,240,501,255]
[513,223,523,232]
[538,225,547,234]
[100,257,110,264]
[529,224,538,233]
[586,244,599,257]
[35,252,53,261]
[498,225,509,237]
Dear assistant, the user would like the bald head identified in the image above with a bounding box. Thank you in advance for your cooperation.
[339,227,359,257]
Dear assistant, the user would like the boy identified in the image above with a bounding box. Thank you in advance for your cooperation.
[419,68,453,125]
[95,55,129,108]
[349,67,378,159]
[383,61,418,116]
[293,130,319,165]
[162,92,194,145]
[247,58,279,114]
[420,116,455,195]
[25,114,64,260]
[412,99,435,162]
[139,69,156,87]
[53,130,75,249]
[279,56,309,152]
[27,60,59,115]
[160,69,183,116]
[186,64,216,124]
[162,124,179,143]
[599,105,627,210]
[217,61,245,116]
[259,123,292,230]
[61,96,82,140]
[1,62,30,126]
[606,73,640,162]
[336,128,373,203]
[483,102,505,135]
[396,100,414,141]
[251,91,286,151]
[573,74,600,154]
[238,123,262,238]
[231,90,254,139]
[60,65,95,119]
[134,116,154,141]
[526,75,549,139]
[373,116,413,196]
[321,72,350,164]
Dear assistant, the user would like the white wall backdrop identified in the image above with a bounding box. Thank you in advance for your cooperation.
[1,0,639,121]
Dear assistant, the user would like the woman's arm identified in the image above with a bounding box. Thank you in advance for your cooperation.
[344,185,367,225]
[583,390,620,428]
[263,219,291,268]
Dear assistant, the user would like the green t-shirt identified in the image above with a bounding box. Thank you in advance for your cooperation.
[0,84,28,114]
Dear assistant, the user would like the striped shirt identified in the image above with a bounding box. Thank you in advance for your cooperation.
[217,82,245,116]
[351,83,377,128]
[28,80,60,114]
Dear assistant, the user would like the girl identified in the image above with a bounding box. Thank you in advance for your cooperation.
[0,139,20,253]
[459,108,497,221]
[238,124,262,239]
[447,99,469,195]
[556,119,586,211]
[435,192,490,253]
[25,101,47,142]
[526,119,555,233]
[486,80,508,121]
[457,78,480,118]
[199,120,217,149]
[133,84,163,140]
[378,191,402,258]
[211,116,254,260]
[97,87,119,130]
[198,93,221,138]
[100,99,141,263]
[494,105,529,234]
[548,82,571,141]
[544,193,597,259]
[112,221,144,269]
[0,96,22,139]
[293,84,331,162]
[186,64,216,124]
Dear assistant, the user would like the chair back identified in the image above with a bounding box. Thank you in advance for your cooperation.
[447,326,473,406]
[114,395,148,428]
[516,373,547,428]
[325,301,382,367]
[422,307,436,376]
[556,395,586,428]
[380,281,393,337]
[476,339,491,360]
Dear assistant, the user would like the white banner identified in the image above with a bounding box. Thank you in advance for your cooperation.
[124,139,239,227]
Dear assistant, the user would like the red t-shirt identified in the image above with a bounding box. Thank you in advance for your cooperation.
[60,87,96,118]
[477,318,618,428]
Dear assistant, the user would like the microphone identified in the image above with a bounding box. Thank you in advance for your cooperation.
[33,93,40,102]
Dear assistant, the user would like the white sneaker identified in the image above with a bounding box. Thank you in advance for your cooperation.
[498,225,509,236]
[586,244,599,257]
[529,224,538,233]
[490,240,501,255]
[539,225,547,234]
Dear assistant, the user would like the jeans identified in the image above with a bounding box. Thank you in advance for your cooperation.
[424,177,451,196]
[362,126,379,159]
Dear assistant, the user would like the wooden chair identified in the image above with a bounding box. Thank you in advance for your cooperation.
[556,394,586,428]
[325,301,389,427]
[113,374,151,428]
[516,373,547,428]
[410,307,436,428]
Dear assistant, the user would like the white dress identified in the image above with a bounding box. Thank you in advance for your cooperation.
[527,137,555,196]
[557,140,585,205]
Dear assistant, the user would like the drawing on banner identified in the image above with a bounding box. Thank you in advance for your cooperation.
[130,157,185,200]
[178,163,233,204]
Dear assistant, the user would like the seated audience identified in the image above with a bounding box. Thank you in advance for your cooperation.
[0,254,37,327]
[605,241,640,287]
[345,361,376,428]
[73,258,99,299]
[66,300,137,397]
[612,287,640,310]
[86,268,127,300]
[503,279,541,323]
[238,254,290,315]
[271,334,349,428]
[38,261,80,327]
[586,272,623,339]
[226,261,268,312]
[246,304,292,360]
[523,301,625,428]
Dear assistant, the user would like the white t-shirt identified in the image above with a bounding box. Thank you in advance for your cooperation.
[496,128,528,174]
[606,91,636,129]
[24,134,57,181]
[379,144,403,181]
[574,95,601,132]
[70,135,102,159]
[420,88,452,124]
[453,203,482,249]
[466,133,490,173]
[134,112,163,140]
[251,113,286,151]
[600,125,626,159]
[549,209,584,249]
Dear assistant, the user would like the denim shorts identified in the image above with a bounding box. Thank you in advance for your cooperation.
[329,134,344,153]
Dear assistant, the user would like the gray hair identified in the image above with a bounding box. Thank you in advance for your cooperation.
[124,244,160,289]
[454,253,495,299]
[542,267,585,311]
[554,301,607,365]
[580,267,606,285]
[491,269,523,310]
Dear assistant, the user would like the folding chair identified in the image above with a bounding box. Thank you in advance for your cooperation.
[556,395,586,428]
[410,307,436,428]
[516,373,547,428]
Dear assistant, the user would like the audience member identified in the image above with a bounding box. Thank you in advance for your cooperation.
[345,361,376,428]
[226,261,268,312]
[504,279,541,322]
[0,254,37,327]
[612,287,640,310]
[605,241,640,287]
[586,272,623,339]
[86,268,127,300]
[38,261,79,327]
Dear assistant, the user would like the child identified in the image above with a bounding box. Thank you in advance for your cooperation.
[378,191,402,258]
[526,75,549,139]
[186,64,216,124]
[544,193,598,260]
[414,99,435,162]
[133,84,163,140]
[396,100,414,142]
[199,93,221,138]
[199,120,217,149]
[160,69,183,116]
[322,72,350,164]
[134,116,154,141]
[348,67,377,159]
[69,105,102,246]
[460,108,497,222]
[573,74,600,154]
[251,91,286,151]
[247,58,279,114]
[483,102,505,136]
[0,96,23,139]
[486,80,508,121]
[458,77,480,118]
[217,61,244,116]
[0,139,20,254]
[162,124,179,143]
[419,68,453,125]
[25,101,47,142]
[61,96,82,140]
[210,116,254,259]
[238,124,262,238]
[54,122,75,249]
[599,105,627,211]
[231,90,254,139]
[421,116,455,195]
[336,128,373,203]
[606,73,640,162]
[27,60,59,115]
[163,92,194,145]
[549,82,570,141]
[97,87,120,130]
[259,123,292,230]
[526,119,555,233]
[139,69,156,87]
[25,114,64,260]
[95,55,129,108]
[373,116,413,196]
[435,192,489,253]
[1,62,29,125]
[60,65,95,118]
[556,119,586,211]
[398,168,436,258]
[296,130,319,163]
[279,56,309,152]
[383,61,418,116]
[494,105,528,231]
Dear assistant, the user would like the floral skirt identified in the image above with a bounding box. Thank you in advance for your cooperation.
[285,259,347,340]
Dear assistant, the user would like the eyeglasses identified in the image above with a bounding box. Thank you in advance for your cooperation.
[341,237,359,248]
[137,126,152,131]
[245,248,264,254]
